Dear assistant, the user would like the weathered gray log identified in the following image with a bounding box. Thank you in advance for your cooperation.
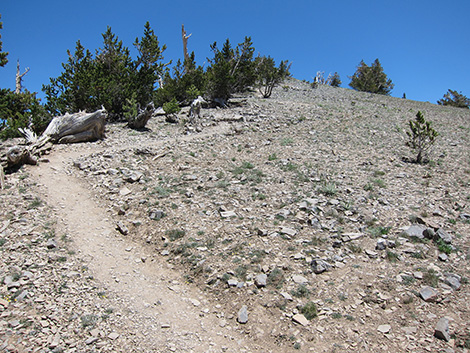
[1,108,106,173]
[43,108,107,143]
[127,102,155,130]
[6,146,37,166]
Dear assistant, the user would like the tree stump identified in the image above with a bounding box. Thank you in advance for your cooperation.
[127,102,155,130]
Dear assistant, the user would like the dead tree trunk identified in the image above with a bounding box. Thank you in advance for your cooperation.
[1,108,107,173]
[15,60,30,94]
[42,108,107,144]
[127,102,155,130]
[181,24,191,72]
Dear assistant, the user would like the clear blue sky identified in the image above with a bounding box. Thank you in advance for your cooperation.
[1,0,469,104]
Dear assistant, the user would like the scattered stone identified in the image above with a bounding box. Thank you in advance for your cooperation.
[238,305,248,324]
[402,326,417,335]
[376,238,387,250]
[292,274,308,284]
[403,224,427,240]
[280,292,293,301]
[220,210,237,218]
[108,332,119,340]
[280,227,297,237]
[292,314,309,326]
[255,274,267,287]
[438,253,448,262]
[124,171,143,183]
[227,279,238,287]
[434,317,450,342]
[423,228,435,240]
[149,209,165,220]
[377,324,391,334]
[85,337,99,345]
[365,249,378,258]
[419,286,438,302]
[116,221,129,235]
[257,228,268,236]
[46,238,57,249]
[311,259,331,274]
[119,187,132,196]
[444,273,461,290]
[435,228,452,244]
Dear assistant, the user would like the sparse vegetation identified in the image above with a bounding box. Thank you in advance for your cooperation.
[300,301,317,320]
[406,111,438,164]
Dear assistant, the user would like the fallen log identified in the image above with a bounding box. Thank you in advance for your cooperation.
[1,108,107,173]
[43,108,107,143]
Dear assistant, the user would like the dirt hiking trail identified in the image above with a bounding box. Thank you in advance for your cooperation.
[30,124,265,352]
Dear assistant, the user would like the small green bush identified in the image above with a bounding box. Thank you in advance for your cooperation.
[406,111,438,164]
[300,301,317,320]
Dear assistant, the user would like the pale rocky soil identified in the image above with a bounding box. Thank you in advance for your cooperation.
[1,78,470,352]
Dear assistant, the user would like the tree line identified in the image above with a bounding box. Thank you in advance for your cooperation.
[0,16,468,140]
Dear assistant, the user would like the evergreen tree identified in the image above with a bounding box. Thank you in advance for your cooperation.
[154,52,205,107]
[330,72,341,87]
[205,37,257,104]
[406,111,438,164]
[0,14,8,68]
[437,89,470,109]
[43,40,97,115]
[0,89,50,139]
[254,56,290,98]
[94,26,134,119]
[349,59,394,95]
[132,21,168,107]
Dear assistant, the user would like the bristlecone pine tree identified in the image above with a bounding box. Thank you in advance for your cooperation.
[437,89,470,109]
[349,59,394,95]
[406,111,438,164]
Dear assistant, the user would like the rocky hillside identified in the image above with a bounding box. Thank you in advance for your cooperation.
[1,78,469,352]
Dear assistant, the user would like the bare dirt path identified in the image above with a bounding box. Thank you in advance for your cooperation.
[29,123,265,352]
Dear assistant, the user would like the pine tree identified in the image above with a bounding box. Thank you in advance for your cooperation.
[43,40,97,115]
[132,21,168,107]
[437,89,470,109]
[349,59,394,95]
[0,14,8,68]
[254,56,290,98]
[205,37,257,104]
[406,111,438,164]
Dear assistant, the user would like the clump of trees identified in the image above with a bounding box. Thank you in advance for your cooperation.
[1,19,291,139]
[43,22,167,120]
[437,89,470,109]
[311,71,341,88]
[349,59,394,95]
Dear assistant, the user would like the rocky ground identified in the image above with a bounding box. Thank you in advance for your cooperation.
[1,78,470,352]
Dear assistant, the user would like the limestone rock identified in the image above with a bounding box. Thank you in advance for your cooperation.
[434,317,450,342]
[419,286,438,302]
[311,259,331,274]
[238,305,248,324]
[255,274,267,287]
[292,314,309,326]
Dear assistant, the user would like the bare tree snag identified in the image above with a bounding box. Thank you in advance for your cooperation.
[15,60,30,94]
[182,24,191,71]
[127,102,155,130]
